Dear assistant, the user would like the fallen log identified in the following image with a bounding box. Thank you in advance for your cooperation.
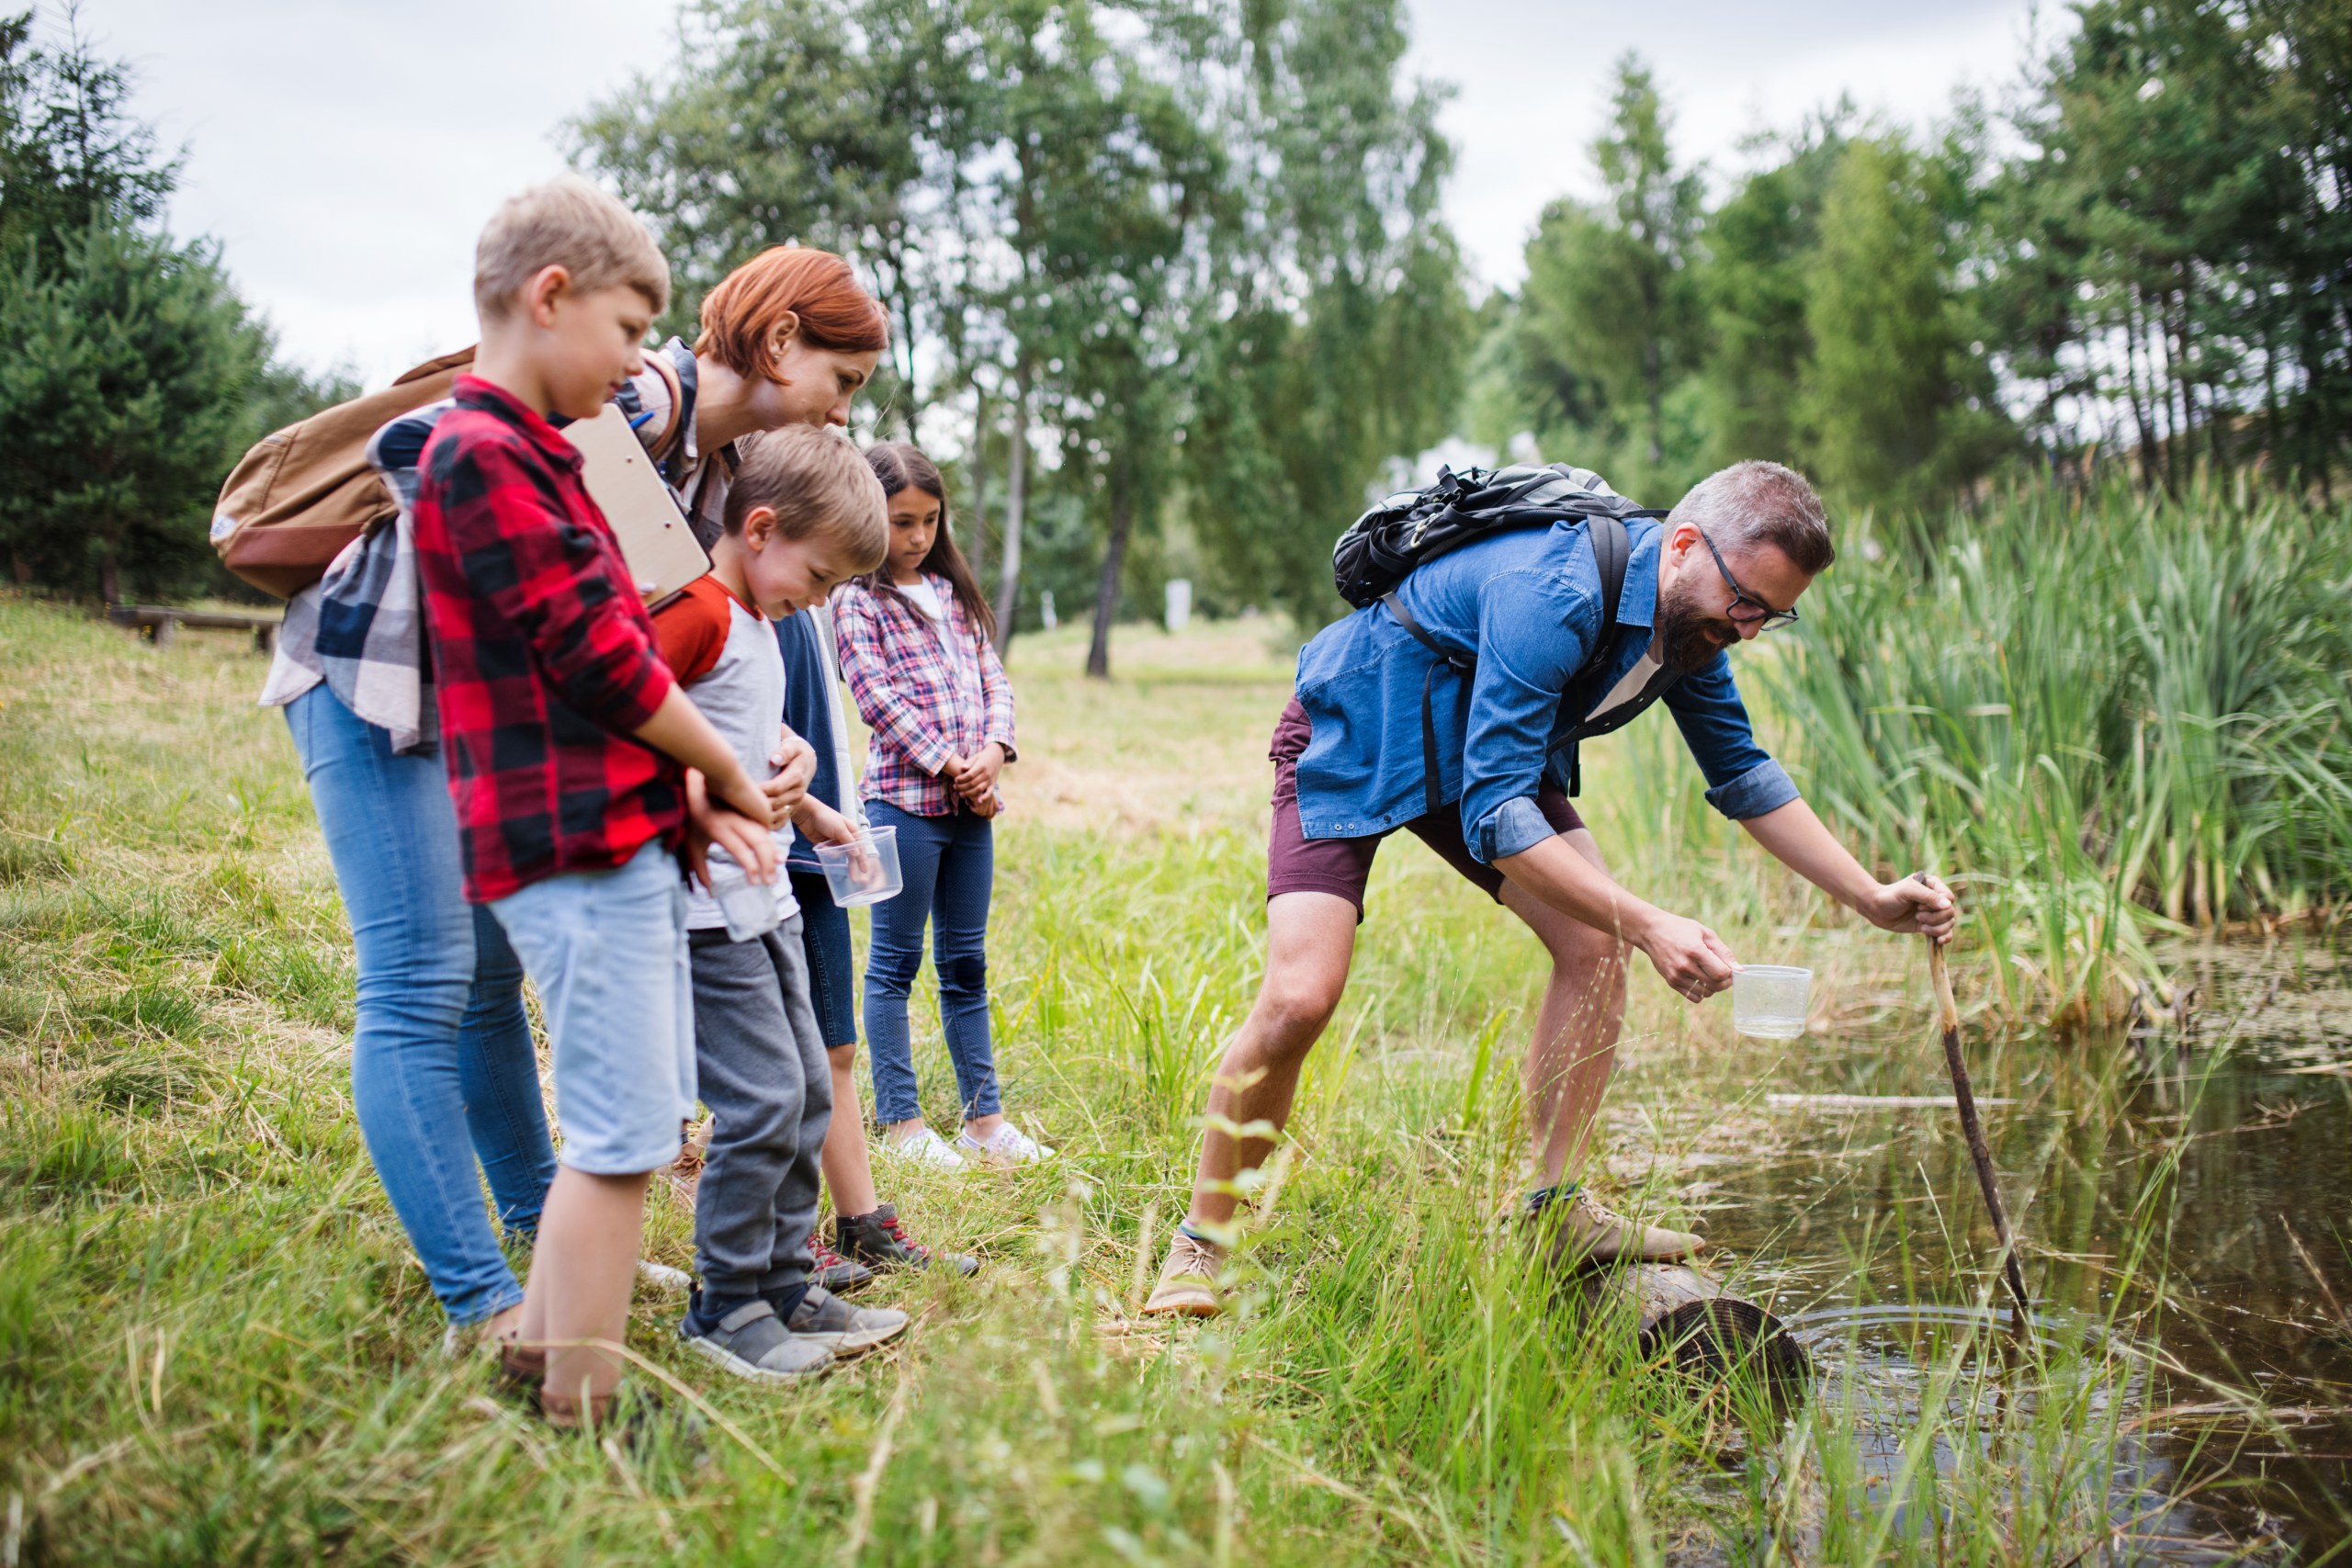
[1582,1263,1809,1382]
[107,604,279,653]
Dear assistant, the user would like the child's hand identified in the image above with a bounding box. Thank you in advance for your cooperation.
[955,742,1006,808]
[790,796,861,848]
[765,726,816,817]
[712,760,784,832]
[683,771,780,886]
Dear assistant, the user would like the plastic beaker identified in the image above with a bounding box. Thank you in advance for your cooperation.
[814,825,902,908]
[1732,964,1813,1039]
[709,863,783,943]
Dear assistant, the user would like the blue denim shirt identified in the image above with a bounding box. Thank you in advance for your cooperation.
[1292,516,1800,863]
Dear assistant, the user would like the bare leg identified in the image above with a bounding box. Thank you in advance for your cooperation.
[963,1111,1006,1141]
[881,1118,929,1144]
[1183,891,1358,1234]
[1501,829,1631,1190]
[524,1166,654,1422]
[820,1043,879,1216]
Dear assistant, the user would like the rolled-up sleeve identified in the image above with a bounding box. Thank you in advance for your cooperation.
[1661,653,1800,821]
[1483,795,1560,861]
[1461,570,1594,863]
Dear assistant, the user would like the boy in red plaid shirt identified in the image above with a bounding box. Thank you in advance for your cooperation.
[412,177,782,1432]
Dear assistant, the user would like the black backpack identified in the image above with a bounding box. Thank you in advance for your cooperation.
[1332,462,1665,609]
[1332,463,1668,816]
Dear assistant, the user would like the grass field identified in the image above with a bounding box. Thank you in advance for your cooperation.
[0,595,2262,1564]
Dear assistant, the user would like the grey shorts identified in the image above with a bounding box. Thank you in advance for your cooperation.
[490,840,696,1175]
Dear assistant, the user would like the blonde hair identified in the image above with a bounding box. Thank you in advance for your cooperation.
[723,426,888,570]
[473,175,670,321]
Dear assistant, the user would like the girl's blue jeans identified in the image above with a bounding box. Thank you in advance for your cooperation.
[862,799,1000,1127]
[285,684,555,1325]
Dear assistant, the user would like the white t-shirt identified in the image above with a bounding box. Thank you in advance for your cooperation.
[1589,651,1660,727]
[900,578,946,622]
[650,577,800,931]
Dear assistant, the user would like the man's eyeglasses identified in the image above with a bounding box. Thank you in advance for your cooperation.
[1697,529,1800,630]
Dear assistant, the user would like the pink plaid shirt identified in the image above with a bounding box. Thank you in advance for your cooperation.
[833,575,1017,817]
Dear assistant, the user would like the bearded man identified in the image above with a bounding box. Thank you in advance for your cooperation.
[1144,459,1956,1316]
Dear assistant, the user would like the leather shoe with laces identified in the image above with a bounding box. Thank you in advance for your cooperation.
[1140,1231,1222,1318]
[1522,1185,1703,1269]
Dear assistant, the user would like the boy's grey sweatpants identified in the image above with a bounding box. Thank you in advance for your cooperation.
[687,915,833,1304]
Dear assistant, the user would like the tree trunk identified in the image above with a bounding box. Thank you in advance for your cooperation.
[98,545,119,606]
[1644,336,1664,467]
[2125,292,2160,491]
[1086,474,1135,681]
[991,363,1031,651]
[967,389,990,593]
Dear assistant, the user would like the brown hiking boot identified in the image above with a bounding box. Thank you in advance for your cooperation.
[1524,1186,1703,1269]
[1141,1232,1222,1318]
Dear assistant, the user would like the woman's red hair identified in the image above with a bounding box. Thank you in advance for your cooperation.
[694,245,888,381]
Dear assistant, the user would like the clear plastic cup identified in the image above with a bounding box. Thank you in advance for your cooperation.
[1732,964,1813,1039]
[709,863,782,943]
[814,825,901,908]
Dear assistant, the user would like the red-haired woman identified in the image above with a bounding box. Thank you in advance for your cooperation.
[254,245,956,1369]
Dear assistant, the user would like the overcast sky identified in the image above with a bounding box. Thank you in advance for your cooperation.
[78,0,2050,389]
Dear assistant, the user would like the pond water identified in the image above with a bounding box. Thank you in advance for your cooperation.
[1670,935,2352,1562]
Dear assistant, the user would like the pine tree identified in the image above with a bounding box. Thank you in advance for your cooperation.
[0,223,266,599]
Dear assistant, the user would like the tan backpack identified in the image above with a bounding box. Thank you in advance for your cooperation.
[210,345,686,597]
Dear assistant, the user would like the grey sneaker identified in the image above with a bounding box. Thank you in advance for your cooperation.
[784,1284,910,1357]
[679,1296,835,1382]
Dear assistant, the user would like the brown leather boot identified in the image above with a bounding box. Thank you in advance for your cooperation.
[1522,1186,1703,1270]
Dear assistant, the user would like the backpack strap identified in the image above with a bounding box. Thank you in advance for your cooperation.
[1381,591,1475,820]
[1558,513,1635,796]
[641,347,689,467]
[1589,512,1628,630]
[1552,517,1646,799]
[684,441,741,550]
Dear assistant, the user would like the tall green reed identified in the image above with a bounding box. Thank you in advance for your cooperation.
[1756,476,2352,1028]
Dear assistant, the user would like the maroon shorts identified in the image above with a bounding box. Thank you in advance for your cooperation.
[1266,697,1585,919]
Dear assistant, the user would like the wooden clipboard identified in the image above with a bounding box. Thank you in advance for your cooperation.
[563,403,710,604]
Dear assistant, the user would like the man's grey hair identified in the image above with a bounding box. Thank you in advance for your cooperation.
[1667,460,1835,575]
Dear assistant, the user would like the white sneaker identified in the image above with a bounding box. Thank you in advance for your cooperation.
[956,1122,1057,1166]
[883,1124,968,1170]
[635,1258,693,1294]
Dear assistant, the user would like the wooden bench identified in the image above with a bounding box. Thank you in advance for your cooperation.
[107,604,280,654]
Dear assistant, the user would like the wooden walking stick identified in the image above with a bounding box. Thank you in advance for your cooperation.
[1929,939,2032,1331]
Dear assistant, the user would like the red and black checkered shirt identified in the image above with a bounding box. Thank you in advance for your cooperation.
[412,375,683,904]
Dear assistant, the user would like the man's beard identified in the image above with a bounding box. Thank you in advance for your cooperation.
[1653,578,1737,675]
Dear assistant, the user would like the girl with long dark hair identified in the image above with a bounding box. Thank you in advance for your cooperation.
[832,443,1047,1168]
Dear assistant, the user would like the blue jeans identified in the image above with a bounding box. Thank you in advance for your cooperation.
[787,867,858,1049]
[863,800,999,1126]
[285,684,555,1325]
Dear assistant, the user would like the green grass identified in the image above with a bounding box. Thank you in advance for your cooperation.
[1755,477,2352,1030]
[0,592,2278,1563]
